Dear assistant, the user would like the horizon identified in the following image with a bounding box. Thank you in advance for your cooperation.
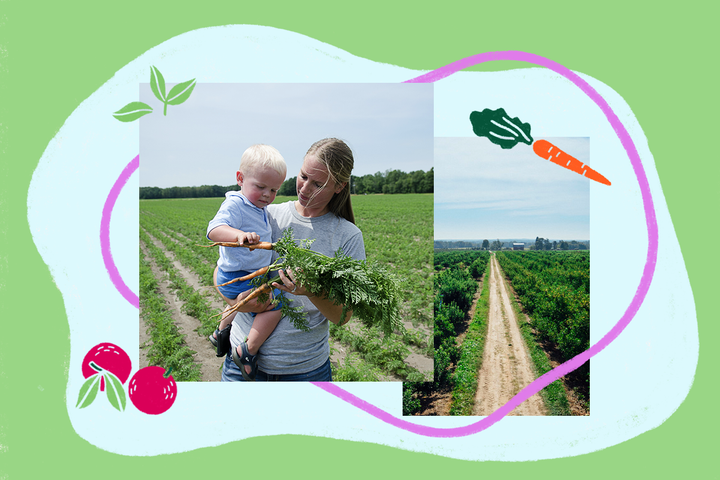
[138,167,433,189]
[435,238,589,241]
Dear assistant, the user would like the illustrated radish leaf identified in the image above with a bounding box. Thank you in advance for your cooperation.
[113,102,153,122]
[470,108,533,149]
[166,79,196,106]
[76,374,101,409]
[104,372,126,412]
[150,66,166,102]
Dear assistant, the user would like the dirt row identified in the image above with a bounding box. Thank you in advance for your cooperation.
[140,232,224,381]
[139,228,432,382]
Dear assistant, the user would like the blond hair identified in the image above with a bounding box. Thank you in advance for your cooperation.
[305,138,355,224]
[239,144,287,178]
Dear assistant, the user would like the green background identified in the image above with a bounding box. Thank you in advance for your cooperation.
[1,1,716,477]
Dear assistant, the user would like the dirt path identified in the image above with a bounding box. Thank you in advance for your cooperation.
[473,255,546,416]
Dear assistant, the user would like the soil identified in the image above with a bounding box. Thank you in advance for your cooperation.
[402,319,434,375]
[472,256,546,416]
[140,232,224,382]
[416,384,454,416]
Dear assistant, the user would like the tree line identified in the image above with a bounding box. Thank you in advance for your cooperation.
[533,237,588,251]
[140,168,433,199]
[434,238,589,251]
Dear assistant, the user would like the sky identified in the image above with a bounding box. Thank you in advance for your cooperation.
[434,137,590,241]
[139,83,433,188]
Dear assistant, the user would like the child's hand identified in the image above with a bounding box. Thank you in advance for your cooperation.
[238,231,260,245]
[232,288,274,313]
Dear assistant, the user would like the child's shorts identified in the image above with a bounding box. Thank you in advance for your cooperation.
[216,268,282,312]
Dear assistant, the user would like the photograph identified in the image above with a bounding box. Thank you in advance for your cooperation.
[138,82,435,382]
[404,136,589,416]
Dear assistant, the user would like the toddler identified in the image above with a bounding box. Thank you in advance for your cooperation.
[207,144,286,381]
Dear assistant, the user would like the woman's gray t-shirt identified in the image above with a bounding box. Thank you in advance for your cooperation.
[229,201,365,375]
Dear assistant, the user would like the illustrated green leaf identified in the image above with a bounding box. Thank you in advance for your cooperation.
[150,66,166,102]
[104,372,126,412]
[469,108,533,149]
[76,374,101,409]
[113,102,153,122]
[166,79,197,106]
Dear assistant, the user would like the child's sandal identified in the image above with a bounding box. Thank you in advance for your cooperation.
[232,341,258,381]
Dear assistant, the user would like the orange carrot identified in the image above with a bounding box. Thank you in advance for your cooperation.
[532,139,611,186]
[198,241,241,248]
[212,283,273,318]
[214,266,270,288]
[242,242,274,251]
[199,241,275,250]
[233,283,272,309]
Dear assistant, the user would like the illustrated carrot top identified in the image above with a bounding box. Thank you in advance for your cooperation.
[470,107,611,186]
[470,108,533,149]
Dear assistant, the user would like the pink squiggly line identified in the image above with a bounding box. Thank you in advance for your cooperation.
[103,51,657,438]
[314,51,658,437]
[101,154,139,308]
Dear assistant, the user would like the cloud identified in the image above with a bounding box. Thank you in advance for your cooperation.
[435,137,589,239]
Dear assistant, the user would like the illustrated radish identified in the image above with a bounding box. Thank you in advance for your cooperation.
[81,343,132,391]
[128,366,177,415]
[77,343,132,411]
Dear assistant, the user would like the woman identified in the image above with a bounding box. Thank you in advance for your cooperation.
[221,138,365,382]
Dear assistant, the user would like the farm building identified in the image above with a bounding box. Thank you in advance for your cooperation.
[513,242,525,250]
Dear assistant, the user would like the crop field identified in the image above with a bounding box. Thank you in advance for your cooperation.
[404,249,589,416]
[404,250,489,415]
[496,250,590,388]
[139,194,433,382]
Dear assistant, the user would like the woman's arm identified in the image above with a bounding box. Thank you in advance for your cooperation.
[307,294,352,326]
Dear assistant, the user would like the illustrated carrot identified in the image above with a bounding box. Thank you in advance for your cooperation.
[214,266,270,288]
[532,139,611,186]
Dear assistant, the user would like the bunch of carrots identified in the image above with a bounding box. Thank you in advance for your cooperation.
[201,228,404,336]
